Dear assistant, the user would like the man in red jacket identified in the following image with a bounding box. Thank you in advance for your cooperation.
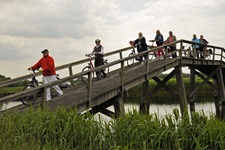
[28,49,63,101]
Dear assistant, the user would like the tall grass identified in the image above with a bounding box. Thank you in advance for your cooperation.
[1,108,225,149]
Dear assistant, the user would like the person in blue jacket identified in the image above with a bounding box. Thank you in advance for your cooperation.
[191,34,200,58]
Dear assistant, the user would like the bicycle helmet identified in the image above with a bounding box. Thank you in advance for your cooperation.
[95,39,101,43]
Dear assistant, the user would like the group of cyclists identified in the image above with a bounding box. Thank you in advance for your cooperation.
[130,30,209,62]
[27,30,209,101]
[27,39,107,101]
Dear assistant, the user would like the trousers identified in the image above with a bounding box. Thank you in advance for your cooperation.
[43,75,63,101]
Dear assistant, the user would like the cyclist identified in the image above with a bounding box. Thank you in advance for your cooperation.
[151,30,164,58]
[164,31,177,58]
[133,32,148,63]
[28,49,63,101]
[86,39,106,80]
[191,34,200,58]
[199,35,209,59]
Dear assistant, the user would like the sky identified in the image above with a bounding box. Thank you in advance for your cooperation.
[0,0,225,78]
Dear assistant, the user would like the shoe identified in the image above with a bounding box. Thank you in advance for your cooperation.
[97,74,101,80]
[103,73,107,78]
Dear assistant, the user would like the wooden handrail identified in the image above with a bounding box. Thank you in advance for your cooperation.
[0,46,132,88]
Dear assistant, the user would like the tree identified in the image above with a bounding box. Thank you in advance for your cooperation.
[0,74,11,82]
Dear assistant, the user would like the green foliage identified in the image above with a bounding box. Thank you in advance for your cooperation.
[0,87,24,94]
[0,74,10,82]
[125,78,215,104]
[1,108,225,149]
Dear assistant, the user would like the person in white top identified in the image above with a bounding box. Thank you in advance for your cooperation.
[86,39,106,80]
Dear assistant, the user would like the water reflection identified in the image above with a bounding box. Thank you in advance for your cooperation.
[94,102,215,122]
[0,101,22,111]
[1,102,215,121]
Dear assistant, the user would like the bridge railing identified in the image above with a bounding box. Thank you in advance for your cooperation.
[0,46,133,88]
[0,39,224,111]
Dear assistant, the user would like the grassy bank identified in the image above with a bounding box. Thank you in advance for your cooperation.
[1,108,225,149]
[125,78,215,104]
[0,86,24,95]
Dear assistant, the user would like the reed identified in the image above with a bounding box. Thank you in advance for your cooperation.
[1,108,225,149]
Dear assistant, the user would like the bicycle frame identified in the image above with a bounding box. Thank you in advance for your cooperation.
[131,46,136,54]
[28,70,39,87]
[87,56,95,69]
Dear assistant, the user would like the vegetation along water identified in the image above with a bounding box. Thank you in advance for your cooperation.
[1,108,225,149]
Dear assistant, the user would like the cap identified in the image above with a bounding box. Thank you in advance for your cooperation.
[41,49,49,53]
[95,39,101,43]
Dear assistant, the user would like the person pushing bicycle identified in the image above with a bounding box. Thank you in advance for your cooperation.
[28,49,63,101]
[85,39,106,80]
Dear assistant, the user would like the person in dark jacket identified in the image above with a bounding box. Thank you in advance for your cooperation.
[152,30,164,58]
[134,32,148,63]
[199,35,209,59]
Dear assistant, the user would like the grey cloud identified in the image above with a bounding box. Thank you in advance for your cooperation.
[0,0,96,39]
[117,0,155,12]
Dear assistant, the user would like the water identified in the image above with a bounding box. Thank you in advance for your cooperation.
[1,101,215,121]
[94,102,215,122]
[0,101,22,111]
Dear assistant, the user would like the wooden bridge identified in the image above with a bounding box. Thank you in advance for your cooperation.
[1,39,225,119]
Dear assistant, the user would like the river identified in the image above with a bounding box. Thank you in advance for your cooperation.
[1,102,215,120]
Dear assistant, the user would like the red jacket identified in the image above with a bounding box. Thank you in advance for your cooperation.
[31,55,56,76]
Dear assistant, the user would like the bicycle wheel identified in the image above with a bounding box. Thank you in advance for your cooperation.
[149,51,155,60]
[82,66,94,84]
[103,61,109,74]
[127,53,134,67]
[21,85,37,106]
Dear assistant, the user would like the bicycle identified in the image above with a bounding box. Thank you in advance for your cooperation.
[21,70,41,106]
[21,70,68,106]
[81,55,109,84]
[148,40,157,59]
[127,41,155,67]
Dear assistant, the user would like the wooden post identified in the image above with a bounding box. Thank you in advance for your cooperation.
[179,41,183,58]
[145,51,149,79]
[189,67,195,113]
[216,68,225,120]
[175,66,188,116]
[203,46,206,60]
[213,79,221,118]
[69,66,74,86]
[164,46,168,60]
[41,87,47,111]
[140,80,149,115]
[119,52,124,85]
[114,94,125,118]
[193,43,196,59]
[87,72,92,107]
[220,48,223,62]
[213,48,215,64]
[120,61,124,84]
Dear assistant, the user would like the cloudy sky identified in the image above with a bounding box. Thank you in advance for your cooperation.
[0,0,225,78]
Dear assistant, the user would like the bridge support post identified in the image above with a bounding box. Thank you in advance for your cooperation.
[140,80,150,115]
[69,66,74,86]
[213,79,221,118]
[216,68,225,120]
[190,67,196,113]
[175,66,188,116]
[41,87,47,110]
[114,94,125,118]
